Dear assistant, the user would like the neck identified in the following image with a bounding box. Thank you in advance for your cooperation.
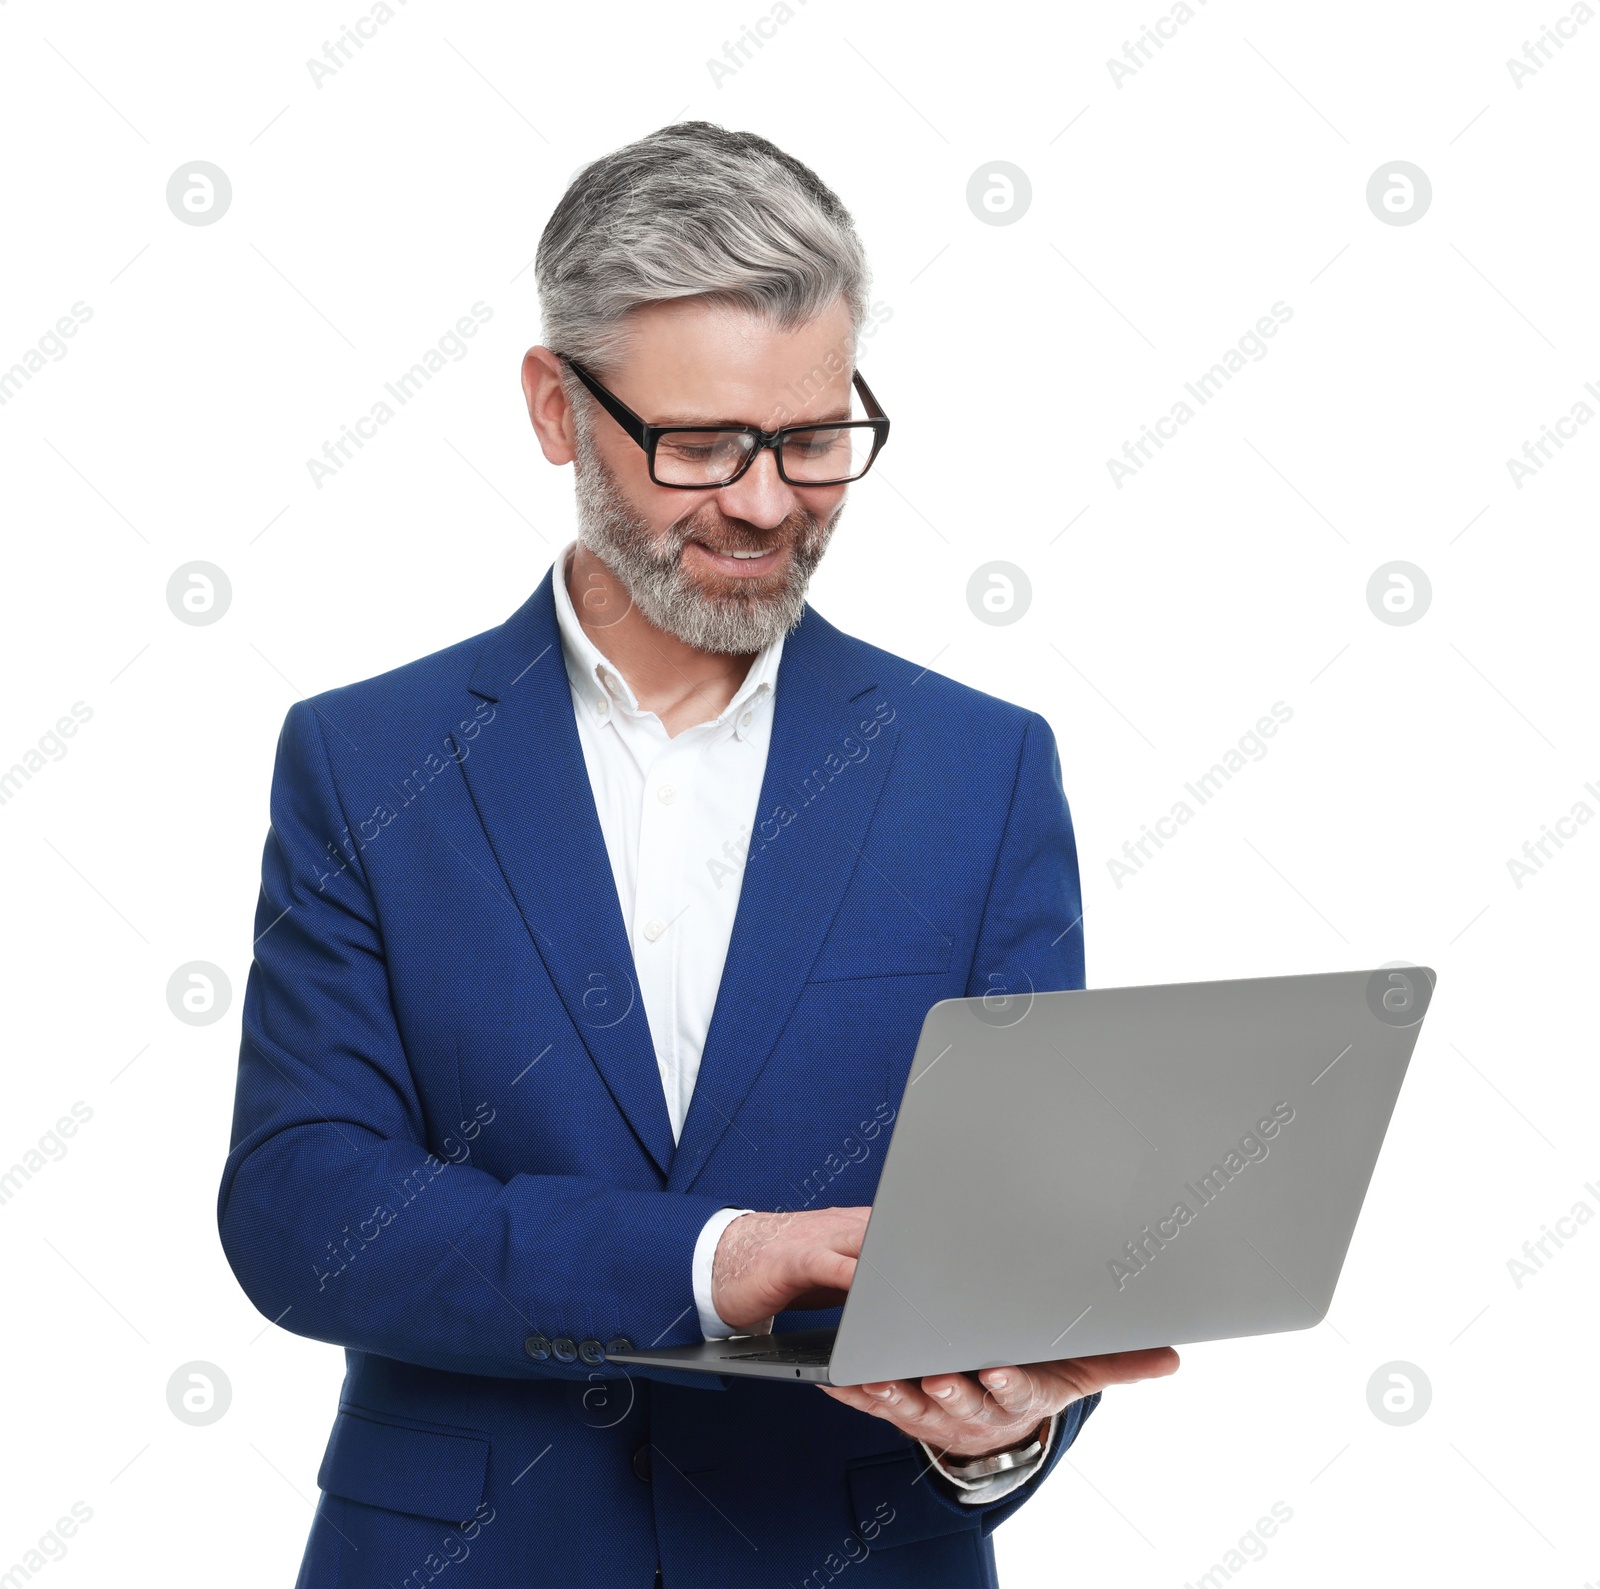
[567,541,756,737]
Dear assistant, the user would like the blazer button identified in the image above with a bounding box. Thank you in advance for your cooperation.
[551,1336,578,1363]
[578,1338,605,1365]
[605,1335,635,1356]
[523,1334,550,1361]
[632,1443,652,1483]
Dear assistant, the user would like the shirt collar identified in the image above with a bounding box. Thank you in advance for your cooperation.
[551,539,782,742]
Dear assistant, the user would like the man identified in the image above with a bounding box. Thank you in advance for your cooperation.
[219,121,1176,1589]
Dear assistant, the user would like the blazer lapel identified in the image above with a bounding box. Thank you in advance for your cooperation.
[667,608,900,1194]
[460,566,678,1178]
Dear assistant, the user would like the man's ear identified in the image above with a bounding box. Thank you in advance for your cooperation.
[522,346,578,466]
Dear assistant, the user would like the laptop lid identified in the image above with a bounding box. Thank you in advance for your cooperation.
[827,966,1434,1386]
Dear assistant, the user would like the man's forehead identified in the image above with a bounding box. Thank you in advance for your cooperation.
[621,301,857,423]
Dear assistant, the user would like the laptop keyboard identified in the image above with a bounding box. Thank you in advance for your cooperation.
[717,1345,834,1365]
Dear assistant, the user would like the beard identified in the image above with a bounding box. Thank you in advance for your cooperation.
[571,415,846,655]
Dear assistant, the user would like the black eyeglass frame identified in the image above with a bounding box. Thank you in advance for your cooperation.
[554,351,891,489]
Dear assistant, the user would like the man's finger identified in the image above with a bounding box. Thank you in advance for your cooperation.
[802,1250,857,1295]
[976,1365,1044,1417]
[867,1378,939,1423]
[819,1381,928,1428]
[920,1372,989,1422]
[1044,1345,1180,1395]
[830,1207,871,1256]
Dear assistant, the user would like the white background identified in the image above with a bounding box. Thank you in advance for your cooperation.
[1,1,1596,1585]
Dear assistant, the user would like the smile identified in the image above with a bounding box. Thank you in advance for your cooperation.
[689,540,787,577]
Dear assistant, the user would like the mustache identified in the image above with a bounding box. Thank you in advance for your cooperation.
[674,510,824,557]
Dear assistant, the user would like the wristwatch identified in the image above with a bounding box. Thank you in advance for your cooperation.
[925,1416,1052,1489]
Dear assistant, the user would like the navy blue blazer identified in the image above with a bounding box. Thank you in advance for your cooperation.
[218,562,1097,1588]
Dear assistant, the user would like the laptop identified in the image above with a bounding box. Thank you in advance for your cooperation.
[608,965,1435,1386]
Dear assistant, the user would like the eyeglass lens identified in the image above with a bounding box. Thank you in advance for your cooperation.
[653,425,876,485]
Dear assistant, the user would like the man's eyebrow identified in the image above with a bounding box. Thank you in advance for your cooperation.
[653,405,854,428]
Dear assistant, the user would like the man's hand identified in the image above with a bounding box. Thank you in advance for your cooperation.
[712,1208,1180,1461]
[711,1207,870,1331]
[818,1346,1180,1457]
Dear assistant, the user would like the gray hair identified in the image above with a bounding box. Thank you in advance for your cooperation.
[535,120,871,429]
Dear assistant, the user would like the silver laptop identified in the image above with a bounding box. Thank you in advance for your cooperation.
[608,965,1435,1386]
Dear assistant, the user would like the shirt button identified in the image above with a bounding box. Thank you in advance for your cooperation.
[596,698,609,717]
[656,784,677,805]
[643,920,666,942]
[740,711,753,728]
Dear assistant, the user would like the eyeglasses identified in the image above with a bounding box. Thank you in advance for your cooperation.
[554,351,891,489]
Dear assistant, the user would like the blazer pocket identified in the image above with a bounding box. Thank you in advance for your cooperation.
[806,928,954,983]
[316,1404,490,1523]
[845,1448,978,1548]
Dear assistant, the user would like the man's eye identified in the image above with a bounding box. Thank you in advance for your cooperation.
[662,435,746,460]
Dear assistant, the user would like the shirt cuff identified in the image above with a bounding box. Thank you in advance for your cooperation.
[921,1410,1059,1505]
[692,1206,765,1340]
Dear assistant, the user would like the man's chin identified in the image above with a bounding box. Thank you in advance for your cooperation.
[684,578,792,619]
[648,570,803,654]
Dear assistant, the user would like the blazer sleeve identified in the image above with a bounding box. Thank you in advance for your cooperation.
[929,707,1095,1527]
[216,700,729,1383]
[966,709,1086,1006]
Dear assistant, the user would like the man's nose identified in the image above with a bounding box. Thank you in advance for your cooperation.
[712,445,798,531]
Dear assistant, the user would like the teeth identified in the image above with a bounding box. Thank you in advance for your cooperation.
[694,541,774,561]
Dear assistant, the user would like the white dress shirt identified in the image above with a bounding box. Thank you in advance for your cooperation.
[551,541,1052,1502]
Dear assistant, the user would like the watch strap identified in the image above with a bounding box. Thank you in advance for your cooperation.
[925,1415,1053,1488]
